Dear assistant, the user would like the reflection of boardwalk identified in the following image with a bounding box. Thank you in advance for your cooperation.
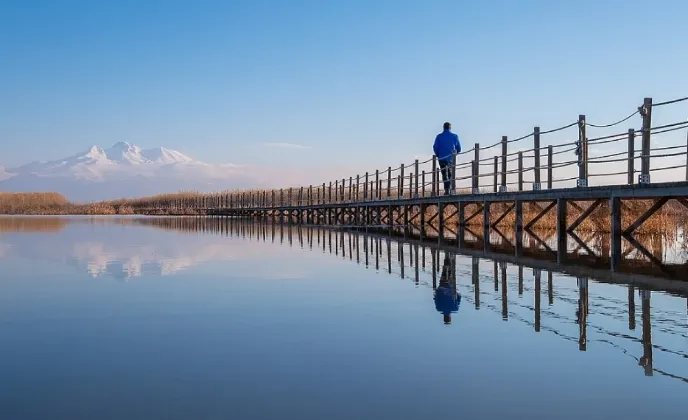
[139,217,688,385]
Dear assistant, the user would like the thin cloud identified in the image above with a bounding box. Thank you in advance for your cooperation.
[263,142,311,150]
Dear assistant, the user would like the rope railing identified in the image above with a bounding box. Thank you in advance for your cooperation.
[152,95,688,210]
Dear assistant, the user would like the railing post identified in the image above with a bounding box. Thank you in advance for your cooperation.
[289,188,293,206]
[518,152,524,191]
[500,136,507,192]
[639,97,652,184]
[533,126,541,190]
[328,182,332,204]
[364,172,369,201]
[493,156,498,193]
[548,145,553,189]
[355,175,360,201]
[408,170,413,197]
[341,178,345,202]
[473,143,480,194]
[349,177,353,202]
[399,164,404,198]
[577,114,588,187]
[375,170,380,200]
[432,156,437,197]
[471,161,478,194]
[414,159,419,198]
[451,152,456,194]
[299,187,304,206]
[397,174,401,199]
[280,189,283,206]
[422,170,426,197]
[387,167,391,199]
[628,129,635,185]
[308,185,312,206]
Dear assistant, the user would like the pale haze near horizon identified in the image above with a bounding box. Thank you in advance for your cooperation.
[1,0,687,188]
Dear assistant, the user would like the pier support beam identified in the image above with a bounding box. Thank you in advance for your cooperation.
[557,198,567,264]
[483,202,491,252]
[610,197,622,271]
[515,200,523,257]
[457,202,465,248]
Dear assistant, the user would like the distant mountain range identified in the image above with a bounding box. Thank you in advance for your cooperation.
[0,142,253,202]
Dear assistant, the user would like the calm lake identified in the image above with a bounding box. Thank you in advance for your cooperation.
[0,216,687,420]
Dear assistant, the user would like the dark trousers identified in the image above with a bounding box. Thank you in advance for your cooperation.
[439,159,453,194]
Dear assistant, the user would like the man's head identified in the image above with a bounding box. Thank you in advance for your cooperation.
[443,122,451,131]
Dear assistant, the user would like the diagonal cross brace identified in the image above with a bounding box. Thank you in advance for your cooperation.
[623,197,669,236]
[567,199,603,233]
[525,201,556,230]
[491,203,515,228]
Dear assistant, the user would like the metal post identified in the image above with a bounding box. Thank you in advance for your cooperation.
[548,145,553,189]
[518,152,523,191]
[533,126,541,190]
[422,170,426,197]
[375,170,379,200]
[500,136,507,192]
[387,167,392,199]
[640,97,652,184]
[577,114,587,187]
[334,181,338,203]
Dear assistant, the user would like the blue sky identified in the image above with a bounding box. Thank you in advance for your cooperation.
[1,0,687,181]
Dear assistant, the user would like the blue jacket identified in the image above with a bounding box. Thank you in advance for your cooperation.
[433,130,461,162]
[434,286,461,315]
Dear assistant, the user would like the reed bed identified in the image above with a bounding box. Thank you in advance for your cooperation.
[1,189,687,235]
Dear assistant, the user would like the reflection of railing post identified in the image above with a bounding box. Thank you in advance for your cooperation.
[578,277,588,351]
[534,269,541,332]
[639,97,653,184]
[472,256,480,309]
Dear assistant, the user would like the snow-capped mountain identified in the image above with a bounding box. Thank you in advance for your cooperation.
[0,142,254,201]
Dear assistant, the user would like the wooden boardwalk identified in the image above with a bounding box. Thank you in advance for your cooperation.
[147,96,688,270]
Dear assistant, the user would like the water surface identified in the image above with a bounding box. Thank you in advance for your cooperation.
[0,216,686,420]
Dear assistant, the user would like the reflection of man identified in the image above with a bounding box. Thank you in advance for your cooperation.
[434,253,461,324]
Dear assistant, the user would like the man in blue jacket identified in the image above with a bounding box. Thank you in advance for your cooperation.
[433,122,461,195]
